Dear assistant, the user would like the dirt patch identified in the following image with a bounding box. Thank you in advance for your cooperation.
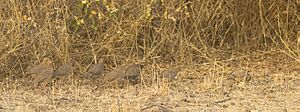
[1,64,300,111]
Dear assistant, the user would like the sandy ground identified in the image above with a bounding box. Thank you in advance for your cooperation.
[0,72,299,112]
[1,56,300,111]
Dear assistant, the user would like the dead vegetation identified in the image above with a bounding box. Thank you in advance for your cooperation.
[0,0,299,111]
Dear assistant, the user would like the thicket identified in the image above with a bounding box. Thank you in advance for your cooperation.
[0,0,298,77]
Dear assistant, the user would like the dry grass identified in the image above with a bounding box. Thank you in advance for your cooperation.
[0,0,299,111]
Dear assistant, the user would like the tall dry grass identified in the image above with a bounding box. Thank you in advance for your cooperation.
[0,0,298,79]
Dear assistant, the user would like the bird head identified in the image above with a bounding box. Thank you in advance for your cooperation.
[98,58,104,64]
[42,58,52,65]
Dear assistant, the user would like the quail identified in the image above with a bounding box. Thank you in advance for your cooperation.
[84,58,104,78]
[53,60,72,79]
[27,58,53,84]
[293,79,300,88]
[102,66,126,82]
[228,69,252,83]
[161,69,178,79]
[124,64,143,81]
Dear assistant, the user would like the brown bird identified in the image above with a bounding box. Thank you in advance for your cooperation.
[26,58,53,84]
[84,58,104,78]
[102,66,126,82]
[124,64,143,81]
[160,69,178,79]
[228,69,252,83]
[53,60,72,79]
[293,79,300,87]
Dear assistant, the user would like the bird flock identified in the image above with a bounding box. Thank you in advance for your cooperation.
[26,58,178,86]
